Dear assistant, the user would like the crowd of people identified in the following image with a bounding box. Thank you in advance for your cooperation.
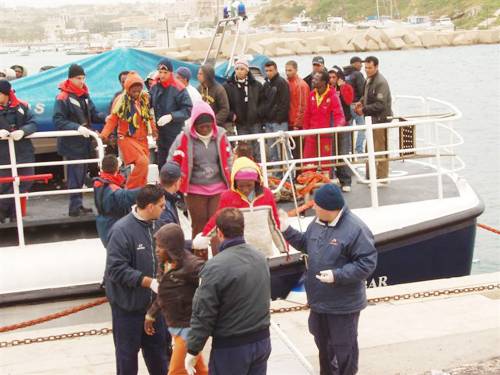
[0,54,387,374]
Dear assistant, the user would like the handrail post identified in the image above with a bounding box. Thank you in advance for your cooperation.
[434,122,444,199]
[259,137,269,188]
[365,117,379,208]
[7,137,25,247]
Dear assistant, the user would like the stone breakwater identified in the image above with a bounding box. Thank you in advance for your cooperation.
[148,27,500,62]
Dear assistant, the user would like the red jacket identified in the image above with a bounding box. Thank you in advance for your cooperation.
[202,156,280,235]
[169,101,232,194]
[303,86,346,135]
[287,76,310,129]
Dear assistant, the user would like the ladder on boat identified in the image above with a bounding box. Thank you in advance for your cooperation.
[203,16,249,77]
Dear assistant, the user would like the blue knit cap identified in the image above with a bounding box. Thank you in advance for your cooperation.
[157,58,173,72]
[176,67,192,81]
[314,184,345,211]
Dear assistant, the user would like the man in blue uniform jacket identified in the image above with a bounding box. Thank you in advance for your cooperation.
[0,80,37,223]
[280,183,377,375]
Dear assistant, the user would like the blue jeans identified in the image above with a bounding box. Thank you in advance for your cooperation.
[209,337,271,375]
[111,304,170,375]
[350,105,365,153]
[0,167,34,219]
[264,122,288,163]
[237,123,263,161]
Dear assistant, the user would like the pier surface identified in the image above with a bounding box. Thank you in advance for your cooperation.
[1,272,499,374]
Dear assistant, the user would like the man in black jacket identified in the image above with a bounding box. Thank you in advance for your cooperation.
[185,208,271,375]
[354,56,392,181]
[344,56,367,154]
[53,64,106,216]
[105,184,170,375]
[304,55,327,89]
[223,58,262,157]
[260,60,290,167]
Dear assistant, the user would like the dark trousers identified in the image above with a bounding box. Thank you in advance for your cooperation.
[209,337,271,375]
[111,304,170,375]
[236,123,263,162]
[66,159,87,212]
[0,167,34,219]
[157,146,169,173]
[308,311,360,375]
[334,132,352,187]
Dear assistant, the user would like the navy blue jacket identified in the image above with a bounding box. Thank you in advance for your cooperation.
[53,81,105,159]
[93,175,139,247]
[105,210,159,312]
[283,207,377,314]
[150,78,192,150]
[156,191,192,250]
[0,96,37,165]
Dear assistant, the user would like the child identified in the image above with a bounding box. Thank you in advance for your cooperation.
[145,224,208,375]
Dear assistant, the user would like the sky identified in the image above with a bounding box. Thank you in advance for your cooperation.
[2,0,163,7]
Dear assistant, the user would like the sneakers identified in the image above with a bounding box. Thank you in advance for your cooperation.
[341,185,351,193]
[69,206,93,217]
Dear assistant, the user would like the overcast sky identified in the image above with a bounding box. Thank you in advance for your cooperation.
[3,0,163,7]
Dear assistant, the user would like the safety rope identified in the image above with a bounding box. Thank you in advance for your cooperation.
[477,223,500,235]
[0,297,108,333]
[1,283,499,348]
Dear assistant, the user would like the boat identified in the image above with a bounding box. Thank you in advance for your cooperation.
[326,16,356,32]
[281,11,316,33]
[428,17,455,31]
[0,21,484,305]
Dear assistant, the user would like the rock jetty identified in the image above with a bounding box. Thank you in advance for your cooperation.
[148,27,500,62]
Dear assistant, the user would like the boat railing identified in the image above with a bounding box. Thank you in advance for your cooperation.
[228,95,464,207]
[0,130,104,246]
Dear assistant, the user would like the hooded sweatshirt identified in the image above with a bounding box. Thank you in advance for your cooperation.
[197,64,230,128]
[168,101,232,194]
[101,72,157,164]
[201,156,280,236]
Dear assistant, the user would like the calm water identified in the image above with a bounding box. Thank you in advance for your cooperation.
[1,45,499,273]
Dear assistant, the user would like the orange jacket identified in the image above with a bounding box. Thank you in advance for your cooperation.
[287,76,310,129]
[101,72,157,142]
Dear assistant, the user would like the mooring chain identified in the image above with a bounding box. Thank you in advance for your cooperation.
[2,283,499,348]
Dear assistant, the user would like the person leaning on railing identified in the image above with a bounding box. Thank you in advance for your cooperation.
[0,80,37,224]
[52,64,106,217]
[353,56,393,182]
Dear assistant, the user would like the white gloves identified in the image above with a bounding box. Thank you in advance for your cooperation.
[10,130,24,141]
[150,279,159,293]
[184,353,197,375]
[278,209,289,232]
[157,114,173,127]
[78,126,91,138]
[0,129,9,139]
[316,270,335,284]
[192,233,210,250]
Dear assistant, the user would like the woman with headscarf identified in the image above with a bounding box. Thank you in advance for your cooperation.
[101,72,157,189]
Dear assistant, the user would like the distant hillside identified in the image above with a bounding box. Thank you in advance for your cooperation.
[253,0,500,29]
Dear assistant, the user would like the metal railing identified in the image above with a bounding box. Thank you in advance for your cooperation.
[0,130,104,246]
[227,95,464,208]
[0,96,463,246]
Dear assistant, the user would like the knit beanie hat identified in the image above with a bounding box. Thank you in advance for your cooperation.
[176,67,192,81]
[157,58,173,72]
[314,183,345,211]
[234,58,249,71]
[0,80,11,95]
[68,64,85,78]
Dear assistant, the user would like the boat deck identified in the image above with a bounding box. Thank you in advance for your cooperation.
[0,160,459,246]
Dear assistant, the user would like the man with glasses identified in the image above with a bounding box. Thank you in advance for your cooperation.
[105,184,171,375]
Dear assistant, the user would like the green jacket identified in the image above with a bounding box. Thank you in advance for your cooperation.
[187,238,271,355]
[362,71,393,124]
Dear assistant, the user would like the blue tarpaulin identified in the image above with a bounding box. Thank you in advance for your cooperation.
[11,49,203,132]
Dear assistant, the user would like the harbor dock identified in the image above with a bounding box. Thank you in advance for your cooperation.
[1,272,499,374]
